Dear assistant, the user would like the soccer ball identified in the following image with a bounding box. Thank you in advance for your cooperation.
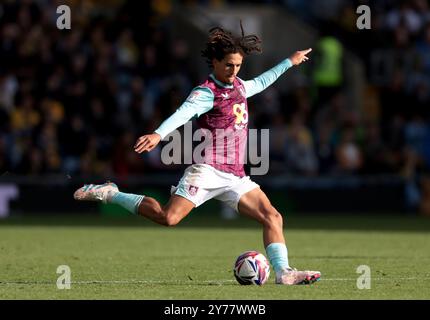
[233,251,270,285]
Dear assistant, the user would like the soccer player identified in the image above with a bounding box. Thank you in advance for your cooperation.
[74,24,321,285]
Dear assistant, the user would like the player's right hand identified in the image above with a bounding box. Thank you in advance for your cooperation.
[134,133,161,153]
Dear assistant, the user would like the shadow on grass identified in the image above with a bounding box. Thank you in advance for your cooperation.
[1,213,430,232]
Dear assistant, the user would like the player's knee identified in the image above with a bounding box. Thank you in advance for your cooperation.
[164,214,181,227]
[261,206,283,227]
[161,207,183,227]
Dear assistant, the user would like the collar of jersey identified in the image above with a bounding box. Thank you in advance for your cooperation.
[209,74,234,89]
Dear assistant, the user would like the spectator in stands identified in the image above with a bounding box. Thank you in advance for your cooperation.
[335,126,363,174]
[284,113,318,175]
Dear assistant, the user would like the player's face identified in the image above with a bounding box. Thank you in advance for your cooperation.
[212,52,243,84]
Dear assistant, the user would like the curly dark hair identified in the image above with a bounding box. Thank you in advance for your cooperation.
[201,21,262,68]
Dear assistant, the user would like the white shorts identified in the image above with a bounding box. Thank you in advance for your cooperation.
[171,164,259,211]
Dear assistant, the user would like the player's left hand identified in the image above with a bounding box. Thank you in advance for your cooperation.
[289,48,312,66]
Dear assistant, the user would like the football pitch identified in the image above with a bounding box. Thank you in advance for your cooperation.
[0,213,429,300]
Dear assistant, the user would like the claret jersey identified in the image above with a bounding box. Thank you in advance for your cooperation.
[154,58,293,177]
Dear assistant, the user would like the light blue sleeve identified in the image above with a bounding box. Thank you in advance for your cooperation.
[154,87,214,139]
[242,58,293,98]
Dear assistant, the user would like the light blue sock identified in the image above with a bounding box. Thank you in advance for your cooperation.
[110,192,145,215]
[265,243,290,274]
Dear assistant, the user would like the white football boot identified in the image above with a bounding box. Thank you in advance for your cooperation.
[73,182,119,204]
[275,267,321,285]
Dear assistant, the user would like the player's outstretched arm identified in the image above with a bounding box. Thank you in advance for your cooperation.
[134,133,161,153]
[133,87,214,154]
[288,48,312,66]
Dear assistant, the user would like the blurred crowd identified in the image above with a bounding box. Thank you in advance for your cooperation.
[0,0,196,178]
[0,0,429,206]
[278,0,430,213]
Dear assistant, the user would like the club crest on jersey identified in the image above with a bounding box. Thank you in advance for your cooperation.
[188,185,199,196]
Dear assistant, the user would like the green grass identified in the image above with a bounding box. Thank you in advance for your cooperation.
[0,214,430,299]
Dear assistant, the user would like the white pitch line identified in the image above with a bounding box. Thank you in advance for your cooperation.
[0,280,235,285]
[0,277,429,285]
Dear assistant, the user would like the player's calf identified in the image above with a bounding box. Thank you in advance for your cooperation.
[73,183,194,227]
[135,197,177,226]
